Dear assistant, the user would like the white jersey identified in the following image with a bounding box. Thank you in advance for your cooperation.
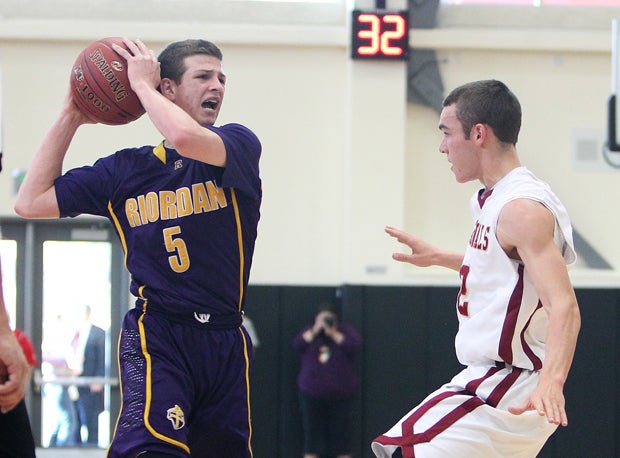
[455,166,576,370]
[372,167,575,458]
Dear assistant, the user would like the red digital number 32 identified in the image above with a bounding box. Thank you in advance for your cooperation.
[357,13,407,57]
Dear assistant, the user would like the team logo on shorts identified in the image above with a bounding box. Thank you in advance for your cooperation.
[194,312,211,323]
[166,404,186,430]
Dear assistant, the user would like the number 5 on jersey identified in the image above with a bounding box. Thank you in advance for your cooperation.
[163,226,190,273]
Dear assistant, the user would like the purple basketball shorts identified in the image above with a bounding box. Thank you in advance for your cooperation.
[107,307,254,457]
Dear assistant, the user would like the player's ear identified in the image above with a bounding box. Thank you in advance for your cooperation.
[160,78,176,99]
[472,123,486,143]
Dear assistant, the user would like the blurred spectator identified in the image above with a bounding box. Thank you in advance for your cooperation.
[293,302,362,458]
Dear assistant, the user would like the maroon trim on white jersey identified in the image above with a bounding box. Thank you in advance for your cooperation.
[520,301,544,371]
[477,187,494,208]
[498,264,524,365]
[374,364,522,457]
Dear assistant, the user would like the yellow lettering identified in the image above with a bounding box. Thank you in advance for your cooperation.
[206,181,227,209]
[145,192,160,223]
[176,187,193,217]
[137,195,149,225]
[125,180,227,228]
[191,183,212,214]
[159,190,177,220]
[125,198,142,227]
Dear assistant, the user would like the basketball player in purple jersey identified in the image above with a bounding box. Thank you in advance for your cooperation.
[15,38,261,457]
[372,80,581,457]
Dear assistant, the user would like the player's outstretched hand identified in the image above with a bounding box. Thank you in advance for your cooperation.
[385,226,439,268]
[0,329,30,413]
[508,377,568,427]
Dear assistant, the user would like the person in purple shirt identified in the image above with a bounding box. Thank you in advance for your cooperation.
[293,302,362,458]
[15,38,261,458]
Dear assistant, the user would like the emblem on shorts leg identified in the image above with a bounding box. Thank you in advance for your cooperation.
[194,312,211,323]
[166,404,186,430]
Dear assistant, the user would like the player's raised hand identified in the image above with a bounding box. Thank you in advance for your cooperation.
[385,226,440,267]
[385,226,464,271]
[113,38,161,92]
[61,85,97,125]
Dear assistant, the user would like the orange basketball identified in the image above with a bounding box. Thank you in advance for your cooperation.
[70,37,145,125]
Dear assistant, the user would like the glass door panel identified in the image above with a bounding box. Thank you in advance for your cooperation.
[40,241,112,449]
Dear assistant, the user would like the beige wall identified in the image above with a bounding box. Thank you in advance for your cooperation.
[0,1,619,286]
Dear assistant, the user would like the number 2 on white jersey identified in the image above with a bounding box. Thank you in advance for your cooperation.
[457,264,470,316]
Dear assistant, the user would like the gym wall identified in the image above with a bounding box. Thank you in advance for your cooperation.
[0,2,618,282]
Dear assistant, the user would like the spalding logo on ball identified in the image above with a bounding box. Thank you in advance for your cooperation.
[71,37,146,125]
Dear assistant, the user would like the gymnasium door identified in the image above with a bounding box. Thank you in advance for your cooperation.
[0,217,127,449]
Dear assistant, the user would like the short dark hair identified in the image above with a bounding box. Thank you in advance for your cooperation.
[317,302,340,318]
[317,302,335,313]
[158,39,223,84]
[443,80,522,145]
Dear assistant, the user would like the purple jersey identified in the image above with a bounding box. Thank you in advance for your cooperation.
[293,324,362,400]
[55,123,261,322]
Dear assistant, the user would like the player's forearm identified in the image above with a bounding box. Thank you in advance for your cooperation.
[540,298,581,384]
[435,250,464,272]
[15,112,80,218]
[133,82,226,165]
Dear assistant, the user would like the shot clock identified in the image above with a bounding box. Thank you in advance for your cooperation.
[351,9,409,60]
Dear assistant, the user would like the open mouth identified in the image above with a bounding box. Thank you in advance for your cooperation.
[202,100,218,110]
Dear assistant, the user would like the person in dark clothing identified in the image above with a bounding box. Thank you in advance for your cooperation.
[293,303,362,458]
[69,305,105,447]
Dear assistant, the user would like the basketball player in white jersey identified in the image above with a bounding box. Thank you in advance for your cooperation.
[372,80,581,458]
